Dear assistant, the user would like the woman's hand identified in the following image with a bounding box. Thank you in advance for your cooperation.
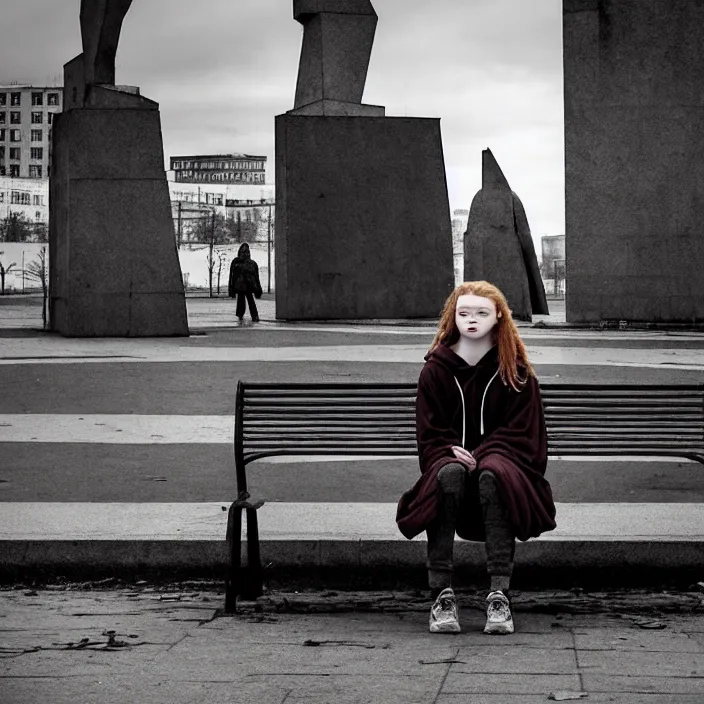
[451,446,476,470]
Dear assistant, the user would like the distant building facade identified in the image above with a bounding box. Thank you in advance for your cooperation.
[451,208,469,285]
[0,175,49,224]
[0,84,62,180]
[170,154,266,185]
[167,173,274,246]
[541,234,566,296]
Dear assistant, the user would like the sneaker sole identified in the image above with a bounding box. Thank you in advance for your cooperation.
[429,622,461,634]
[483,621,514,635]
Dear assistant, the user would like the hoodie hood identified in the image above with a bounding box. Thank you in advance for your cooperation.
[237,243,251,260]
[424,343,499,374]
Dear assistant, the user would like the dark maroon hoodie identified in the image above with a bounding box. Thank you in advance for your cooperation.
[396,343,556,542]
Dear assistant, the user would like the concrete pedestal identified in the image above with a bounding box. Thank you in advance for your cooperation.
[49,107,188,336]
[275,115,454,320]
[564,0,704,323]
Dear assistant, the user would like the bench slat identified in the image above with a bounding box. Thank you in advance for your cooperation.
[545,407,702,419]
[235,382,704,476]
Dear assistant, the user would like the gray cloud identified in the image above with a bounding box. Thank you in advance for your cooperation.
[1,0,565,239]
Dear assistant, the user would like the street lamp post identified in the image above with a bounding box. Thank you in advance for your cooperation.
[267,202,272,294]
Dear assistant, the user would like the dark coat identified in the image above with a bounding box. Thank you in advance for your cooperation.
[228,244,262,298]
[396,344,556,542]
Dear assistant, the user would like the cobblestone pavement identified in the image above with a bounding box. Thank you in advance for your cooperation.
[2,586,704,704]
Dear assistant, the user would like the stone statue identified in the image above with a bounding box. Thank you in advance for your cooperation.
[275,0,454,319]
[464,149,549,321]
[50,0,189,336]
[290,0,383,116]
[80,0,134,86]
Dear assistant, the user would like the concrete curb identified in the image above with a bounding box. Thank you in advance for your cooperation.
[2,502,703,587]
[2,538,703,589]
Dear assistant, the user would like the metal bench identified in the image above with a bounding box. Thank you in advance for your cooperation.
[225,381,704,610]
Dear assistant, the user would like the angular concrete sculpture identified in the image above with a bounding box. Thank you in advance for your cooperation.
[49,0,189,336]
[291,0,383,116]
[276,0,454,319]
[464,149,548,321]
[564,0,704,323]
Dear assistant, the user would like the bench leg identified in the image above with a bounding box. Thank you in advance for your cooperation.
[243,507,264,599]
[225,503,264,610]
[225,503,243,613]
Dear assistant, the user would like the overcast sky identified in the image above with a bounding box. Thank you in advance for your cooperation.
[1,0,565,245]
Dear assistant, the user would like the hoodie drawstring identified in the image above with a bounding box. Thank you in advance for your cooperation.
[453,376,465,448]
[454,371,499,443]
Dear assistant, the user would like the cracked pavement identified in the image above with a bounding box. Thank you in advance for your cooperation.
[2,586,704,703]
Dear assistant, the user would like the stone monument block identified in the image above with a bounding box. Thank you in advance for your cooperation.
[275,115,454,319]
[50,106,188,336]
[464,149,548,321]
[276,0,454,319]
[49,0,188,336]
[564,0,704,323]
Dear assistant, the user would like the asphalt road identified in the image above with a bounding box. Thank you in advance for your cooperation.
[1,354,702,504]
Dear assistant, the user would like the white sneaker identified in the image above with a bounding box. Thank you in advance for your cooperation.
[429,587,461,633]
[484,590,514,635]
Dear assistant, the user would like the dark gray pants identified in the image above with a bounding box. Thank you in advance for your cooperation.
[427,462,515,593]
[235,292,259,321]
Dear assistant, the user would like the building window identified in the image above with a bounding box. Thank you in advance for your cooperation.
[9,165,20,177]
[0,192,4,202]
[0,93,6,106]
[30,147,43,160]
[0,129,4,141]
[48,93,59,106]
[11,190,30,205]
[35,211,42,220]
[47,112,54,125]
[30,129,42,142]
[10,148,20,160]
[0,146,4,159]
[31,92,43,106]
[29,165,42,178]
[0,113,4,125]
[10,111,21,124]
[10,92,20,106]
[0,167,5,176]
[31,112,43,124]
[10,129,21,142]
[33,194,44,206]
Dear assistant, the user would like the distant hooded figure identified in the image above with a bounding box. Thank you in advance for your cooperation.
[228,243,262,322]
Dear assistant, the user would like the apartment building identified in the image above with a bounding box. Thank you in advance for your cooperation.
[0,84,63,180]
[0,175,48,222]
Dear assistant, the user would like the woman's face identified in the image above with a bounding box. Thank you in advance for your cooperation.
[454,294,498,341]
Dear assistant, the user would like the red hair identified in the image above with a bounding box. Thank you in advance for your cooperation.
[429,281,534,390]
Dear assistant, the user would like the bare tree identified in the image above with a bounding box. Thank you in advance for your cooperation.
[24,246,48,329]
[216,250,228,295]
[0,253,17,295]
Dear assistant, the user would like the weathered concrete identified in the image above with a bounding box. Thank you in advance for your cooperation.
[464,149,548,321]
[276,0,454,320]
[79,0,134,87]
[275,115,454,319]
[564,0,704,323]
[1,590,703,704]
[49,1,188,336]
[50,106,189,336]
[2,501,703,588]
[291,0,383,116]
